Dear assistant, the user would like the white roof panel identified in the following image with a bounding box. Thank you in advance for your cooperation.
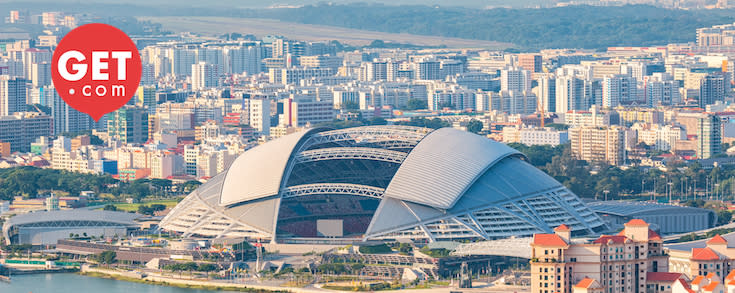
[220,129,316,206]
[383,128,522,210]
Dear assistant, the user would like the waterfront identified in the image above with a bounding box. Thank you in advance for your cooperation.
[0,273,243,293]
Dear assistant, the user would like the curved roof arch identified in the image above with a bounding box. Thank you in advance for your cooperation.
[3,210,141,242]
[383,128,524,210]
[220,128,322,206]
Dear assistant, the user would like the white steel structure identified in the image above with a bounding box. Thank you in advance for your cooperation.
[160,126,606,242]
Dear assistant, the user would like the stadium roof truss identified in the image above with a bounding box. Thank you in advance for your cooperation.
[160,126,607,243]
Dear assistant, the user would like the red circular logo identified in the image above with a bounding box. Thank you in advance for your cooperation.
[51,23,142,121]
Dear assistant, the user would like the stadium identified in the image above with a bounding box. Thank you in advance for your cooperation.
[160,125,606,243]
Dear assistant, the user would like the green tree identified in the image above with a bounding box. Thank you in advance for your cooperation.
[405,98,427,110]
[103,204,118,211]
[466,120,483,134]
[96,251,116,266]
[717,210,733,226]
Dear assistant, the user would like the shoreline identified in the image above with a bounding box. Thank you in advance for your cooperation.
[79,267,302,292]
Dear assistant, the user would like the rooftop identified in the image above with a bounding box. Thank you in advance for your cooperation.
[532,234,568,247]
[588,200,712,217]
[691,247,720,261]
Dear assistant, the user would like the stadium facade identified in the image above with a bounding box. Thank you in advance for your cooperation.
[160,126,606,242]
[3,210,141,245]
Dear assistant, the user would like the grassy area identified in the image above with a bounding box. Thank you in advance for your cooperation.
[106,199,180,212]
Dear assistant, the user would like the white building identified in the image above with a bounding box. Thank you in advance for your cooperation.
[191,62,222,91]
[500,67,532,94]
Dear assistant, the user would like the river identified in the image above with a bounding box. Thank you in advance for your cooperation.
[0,273,243,293]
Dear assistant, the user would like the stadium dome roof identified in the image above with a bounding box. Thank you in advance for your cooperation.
[160,126,606,242]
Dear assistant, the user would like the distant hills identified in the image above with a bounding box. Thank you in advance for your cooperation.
[1,2,734,50]
[248,4,735,50]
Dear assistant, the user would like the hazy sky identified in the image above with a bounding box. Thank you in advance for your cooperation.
[0,0,545,9]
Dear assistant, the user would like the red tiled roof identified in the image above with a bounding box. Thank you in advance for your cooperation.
[703,281,720,292]
[554,224,570,232]
[574,278,596,289]
[532,234,568,247]
[691,248,721,261]
[593,235,628,244]
[707,273,716,279]
[648,229,662,241]
[707,234,728,245]
[625,219,649,226]
[646,272,683,282]
[692,275,706,285]
[675,278,692,289]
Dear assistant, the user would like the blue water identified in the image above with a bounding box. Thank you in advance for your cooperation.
[0,273,242,293]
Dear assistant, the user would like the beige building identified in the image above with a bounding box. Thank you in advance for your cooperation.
[569,126,626,166]
[669,235,735,280]
[531,219,669,293]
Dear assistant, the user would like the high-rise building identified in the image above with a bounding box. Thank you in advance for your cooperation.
[22,48,51,81]
[361,60,389,81]
[518,54,542,73]
[501,67,532,94]
[224,44,261,75]
[531,219,668,293]
[50,86,93,135]
[191,62,222,91]
[699,73,726,108]
[569,126,625,166]
[602,74,637,108]
[644,73,680,107]
[0,112,53,152]
[169,47,197,77]
[537,76,556,113]
[697,114,721,159]
[136,86,157,114]
[140,63,155,85]
[30,62,50,87]
[555,76,587,113]
[107,107,149,144]
[415,59,441,80]
[247,98,270,136]
[0,76,27,116]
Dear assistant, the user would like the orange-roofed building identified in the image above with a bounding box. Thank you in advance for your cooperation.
[701,281,723,293]
[668,235,735,279]
[572,278,602,293]
[531,220,669,293]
